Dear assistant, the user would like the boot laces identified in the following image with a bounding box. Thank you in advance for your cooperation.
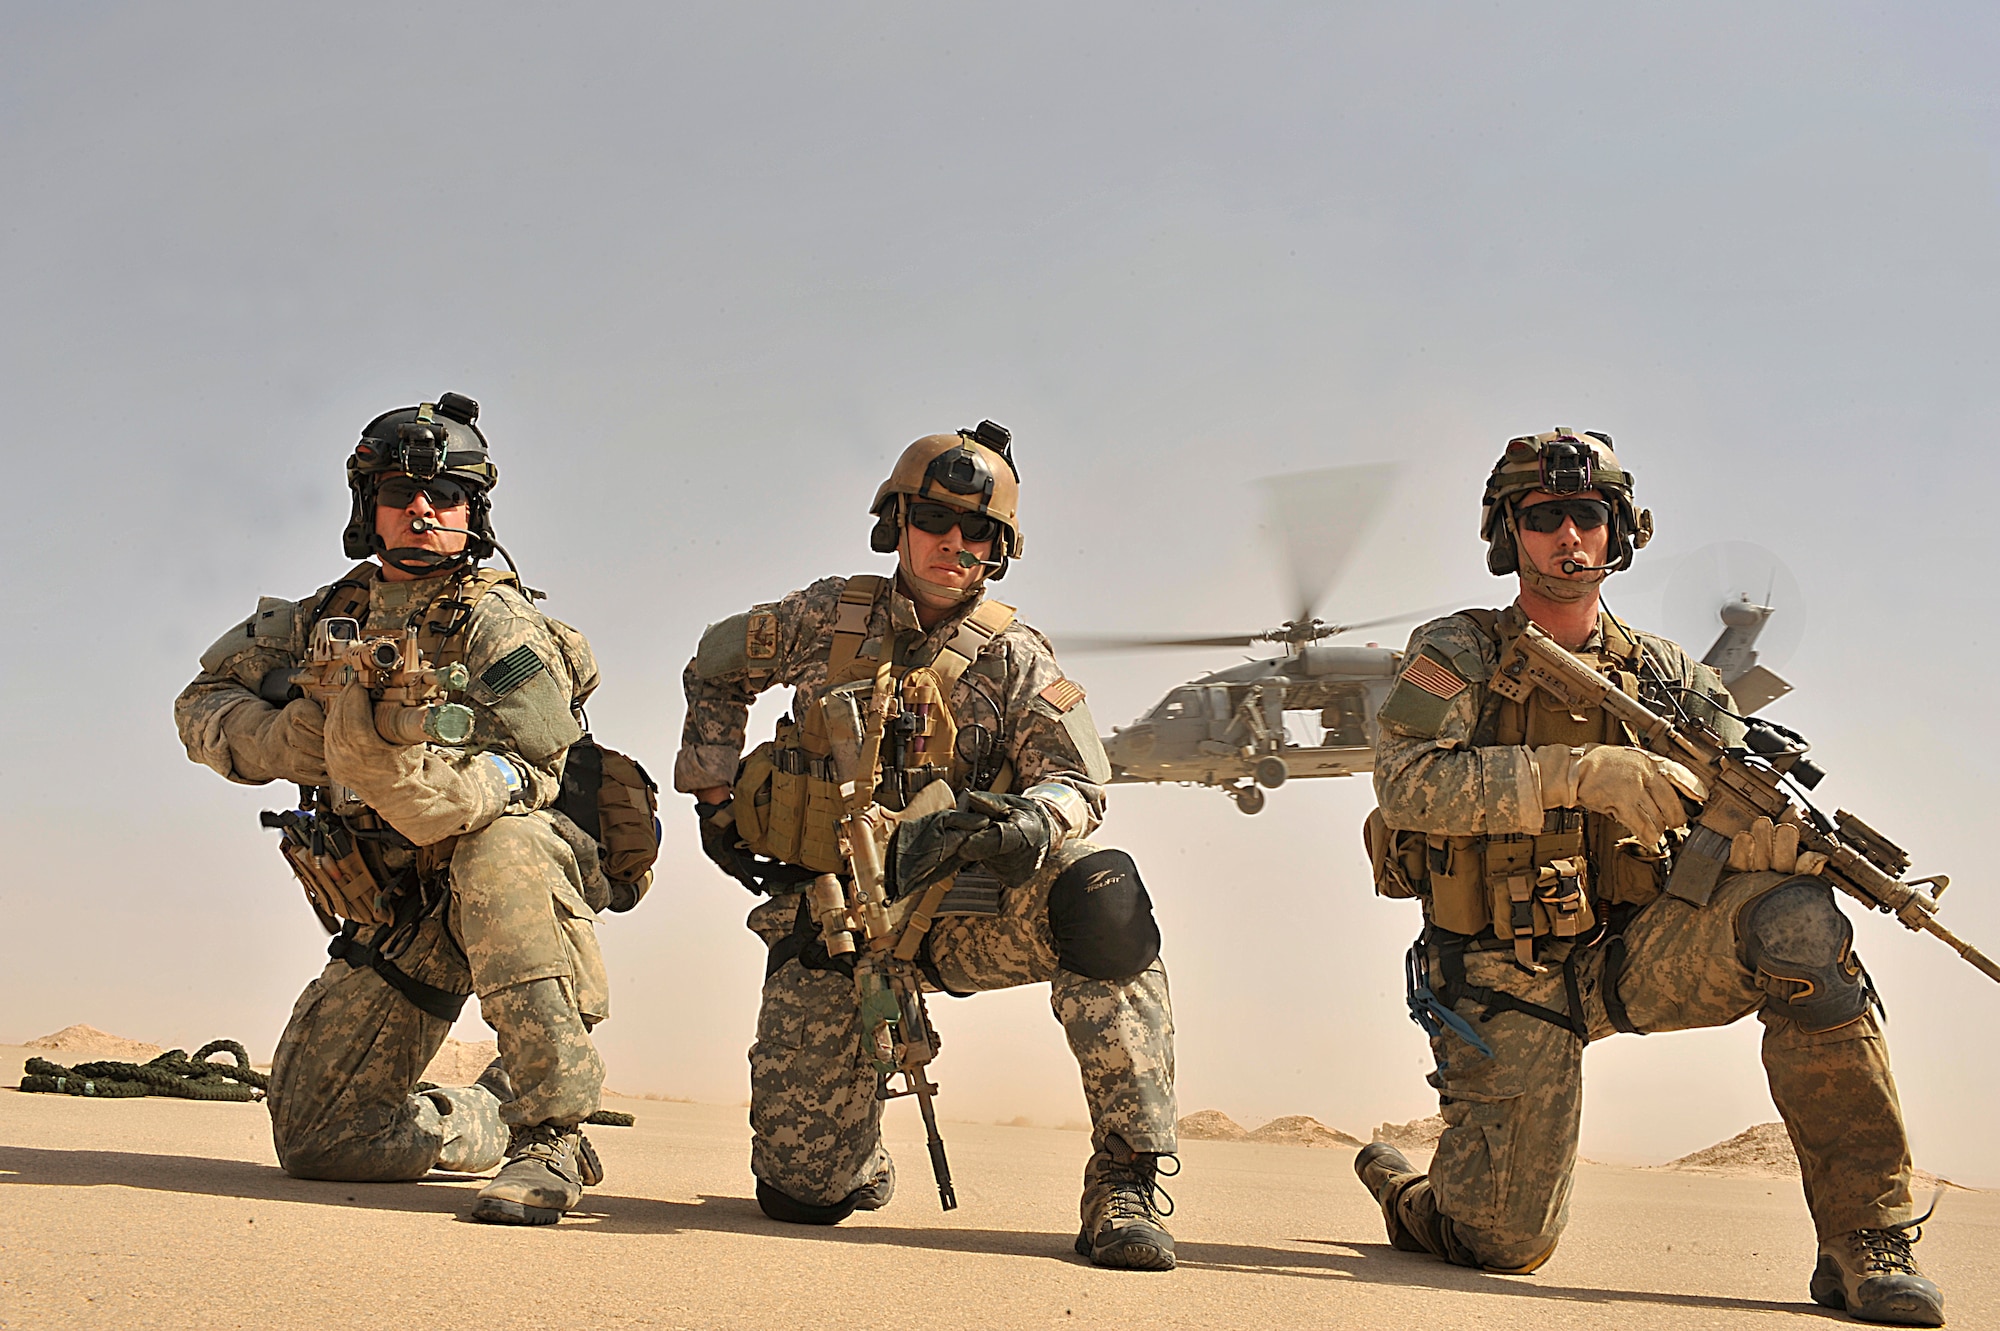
[508,1123,578,1170]
[1102,1153,1179,1223]
[1845,1195,1937,1278]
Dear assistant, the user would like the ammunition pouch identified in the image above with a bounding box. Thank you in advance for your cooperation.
[734,718,847,874]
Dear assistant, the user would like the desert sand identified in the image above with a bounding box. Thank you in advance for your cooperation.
[5,1038,1994,1330]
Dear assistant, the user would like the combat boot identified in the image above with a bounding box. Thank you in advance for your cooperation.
[1354,1143,1528,1270]
[1075,1135,1177,1271]
[469,1122,603,1226]
[1810,1222,1945,1326]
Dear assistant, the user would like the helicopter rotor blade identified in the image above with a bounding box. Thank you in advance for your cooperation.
[1055,632,1265,653]
[1258,462,1403,623]
[1325,599,1484,637]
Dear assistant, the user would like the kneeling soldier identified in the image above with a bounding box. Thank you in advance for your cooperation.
[678,423,1180,1269]
[1357,428,1942,1326]
[175,395,637,1225]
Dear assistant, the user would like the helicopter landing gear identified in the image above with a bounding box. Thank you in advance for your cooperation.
[1231,784,1266,815]
[1254,756,1289,789]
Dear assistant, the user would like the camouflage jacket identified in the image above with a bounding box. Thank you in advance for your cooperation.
[1373,604,1741,837]
[676,574,1108,836]
[175,563,598,818]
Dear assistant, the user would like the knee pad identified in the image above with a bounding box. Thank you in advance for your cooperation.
[1739,876,1872,1033]
[1048,849,1162,981]
[756,1178,861,1226]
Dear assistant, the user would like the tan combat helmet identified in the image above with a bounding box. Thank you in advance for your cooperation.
[1480,426,1652,577]
[869,420,1024,574]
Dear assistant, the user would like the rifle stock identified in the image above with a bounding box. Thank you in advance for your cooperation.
[1509,622,2000,986]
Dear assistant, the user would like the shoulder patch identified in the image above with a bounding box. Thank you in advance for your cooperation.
[1378,646,1470,738]
[481,644,548,698]
[1401,650,1467,702]
[1039,678,1086,714]
[746,610,779,661]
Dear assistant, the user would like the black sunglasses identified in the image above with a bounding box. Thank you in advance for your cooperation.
[908,501,1002,545]
[1516,497,1612,533]
[377,475,471,509]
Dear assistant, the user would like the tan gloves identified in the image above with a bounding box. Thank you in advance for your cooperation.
[1728,814,1829,875]
[1534,742,1707,846]
[322,682,512,846]
[223,697,328,786]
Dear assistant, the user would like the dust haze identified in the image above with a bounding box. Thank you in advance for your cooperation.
[3,5,1997,1184]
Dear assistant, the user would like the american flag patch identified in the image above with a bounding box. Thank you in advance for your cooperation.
[1401,653,1467,701]
[1039,678,1086,713]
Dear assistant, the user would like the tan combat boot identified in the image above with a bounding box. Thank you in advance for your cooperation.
[1354,1142,1435,1254]
[1075,1135,1177,1271]
[1810,1222,1945,1326]
[470,1123,603,1226]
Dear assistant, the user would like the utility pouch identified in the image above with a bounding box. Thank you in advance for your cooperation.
[555,735,662,896]
[1361,808,1424,900]
[261,804,392,931]
[1427,836,1490,935]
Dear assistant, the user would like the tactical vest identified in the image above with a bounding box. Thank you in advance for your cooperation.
[732,574,1017,875]
[1372,606,1667,964]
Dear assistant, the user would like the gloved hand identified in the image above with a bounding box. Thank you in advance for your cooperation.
[1728,813,1830,875]
[695,797,791,894]
[1572,743,1707,846]
[894,803,986,898]
[322,681,510,845]
[894,791,1054,896]
[223,696,328,786]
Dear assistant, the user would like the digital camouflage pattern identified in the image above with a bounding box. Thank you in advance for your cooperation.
[1374,611,1740,837]
[681,576,1169,1209]
[676,575,1106,824]
[744,841,1177,1206]
[1374,606,1917,1270]
[177,564,608,1178]
[267,914,510,1180]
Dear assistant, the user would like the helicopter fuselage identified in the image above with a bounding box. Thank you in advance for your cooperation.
[1102,644,1402,810]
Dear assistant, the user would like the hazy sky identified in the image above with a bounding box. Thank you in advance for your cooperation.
[5,5,1999,1185]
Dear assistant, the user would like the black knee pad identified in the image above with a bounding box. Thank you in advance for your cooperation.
[1739,876,1873,1033]
[756,1178,861,1226]
[1048,849,1162,981]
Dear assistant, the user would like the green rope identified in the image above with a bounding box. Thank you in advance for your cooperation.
[19,1043,268,1103]
[585,1109,635,1128]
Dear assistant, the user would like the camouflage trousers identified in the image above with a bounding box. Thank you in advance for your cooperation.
[1409,869,1915,1271]
[267,810,609,1182]
[746,842,1178,1207]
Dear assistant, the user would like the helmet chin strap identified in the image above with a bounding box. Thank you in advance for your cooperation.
[373,534,472,577]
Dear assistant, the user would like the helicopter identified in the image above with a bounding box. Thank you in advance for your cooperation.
[1065,464,1796,813]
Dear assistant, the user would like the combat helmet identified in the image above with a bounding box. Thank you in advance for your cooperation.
[1480,427,1652,577]
[342,392,499,574]
[869,420,1023,577]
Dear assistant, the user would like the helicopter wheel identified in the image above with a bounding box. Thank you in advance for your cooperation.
[1254,756,1289,789]
[1232,785,1266,815]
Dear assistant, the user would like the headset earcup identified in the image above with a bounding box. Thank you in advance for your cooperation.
[869,512,900,554]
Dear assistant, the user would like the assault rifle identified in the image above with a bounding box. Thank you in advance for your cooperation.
[259,615,475,746]
[808,664,960,1210]
[1503,622,2000,984]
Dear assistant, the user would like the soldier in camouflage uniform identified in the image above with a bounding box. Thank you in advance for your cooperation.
[175,394,617,1226]
[678,422,1180,1270]
[1354,429,1944,1325]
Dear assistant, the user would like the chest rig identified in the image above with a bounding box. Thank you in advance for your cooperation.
[733,575,1017,877]
[311,563,520,881]
[1419,606,1665,970]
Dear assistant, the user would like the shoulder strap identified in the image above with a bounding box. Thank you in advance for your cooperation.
[310,562,381,627]
[827,574,890,679]
[929,598,1015,695]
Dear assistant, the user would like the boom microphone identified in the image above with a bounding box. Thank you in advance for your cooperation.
[1561,558,1622,574]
